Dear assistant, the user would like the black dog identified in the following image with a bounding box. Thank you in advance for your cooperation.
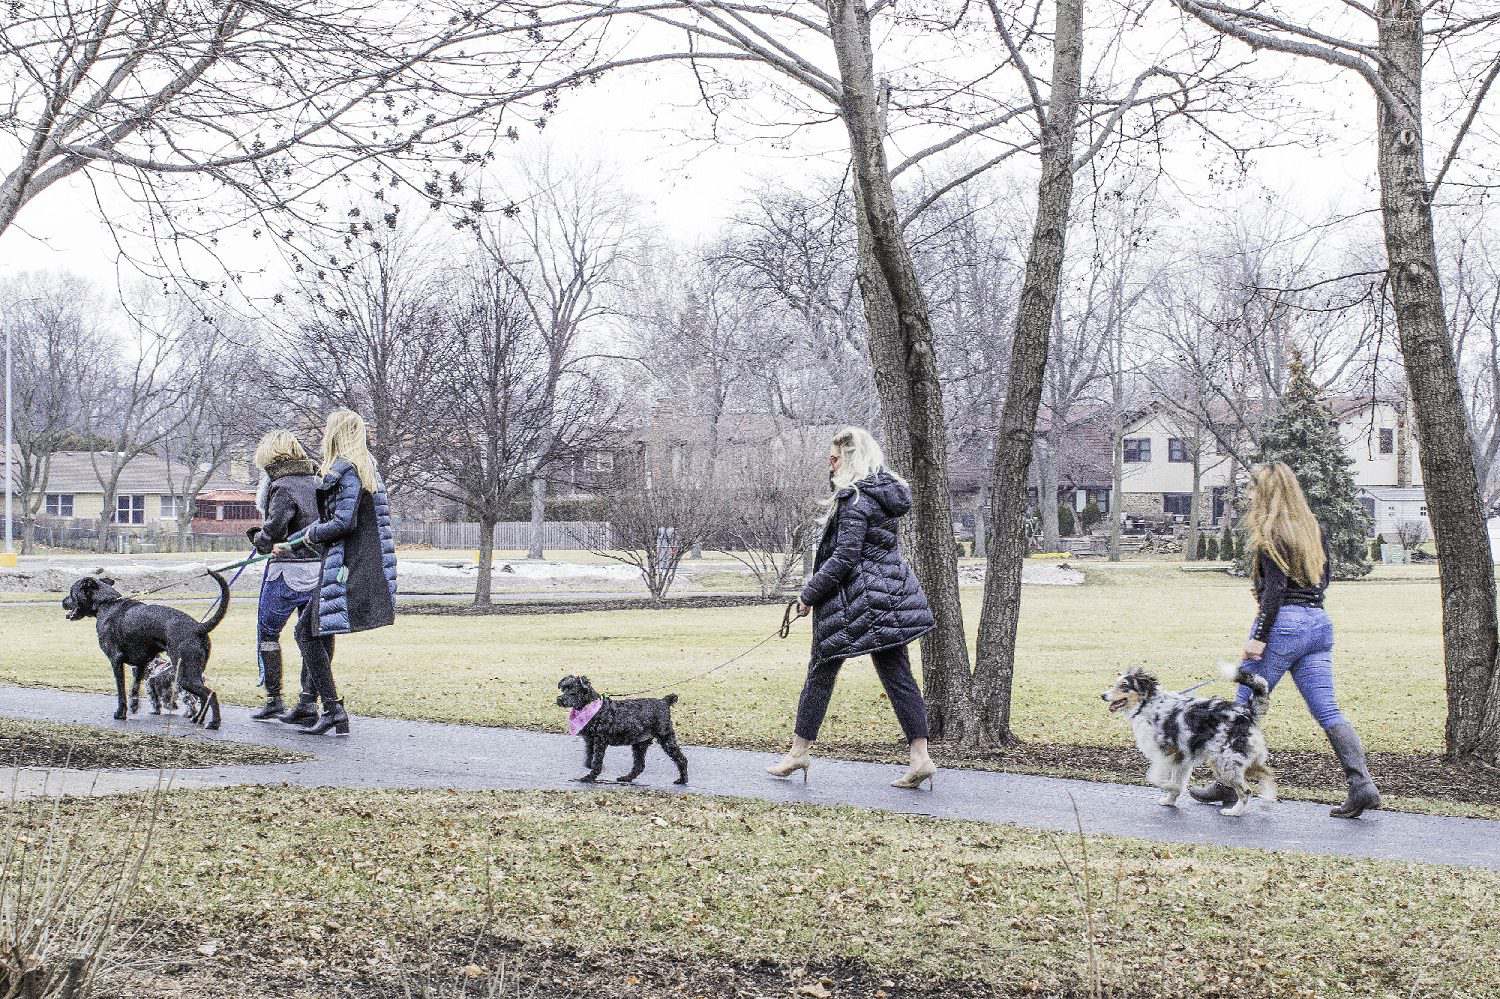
[556,675,689,785]
[62,573,229,729]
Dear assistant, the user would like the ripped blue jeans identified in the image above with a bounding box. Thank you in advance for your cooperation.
[1236,604,1348,730]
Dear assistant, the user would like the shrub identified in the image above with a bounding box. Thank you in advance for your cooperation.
[1206,536,1220,560]
[1079,500,1104,535]
[1057,504,1076,537]
[1196,535,1207,559]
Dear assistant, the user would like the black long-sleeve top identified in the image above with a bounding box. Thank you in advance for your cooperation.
[1251,529,1331,642]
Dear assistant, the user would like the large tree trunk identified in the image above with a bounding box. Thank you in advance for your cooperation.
[1186,446,1202,562]
[829,0,973,740]
[970,0,1085,748]
[528,476,546,559]
[475,515,497,607]
[1108,429,1124,562]
[1376,4,1500,762]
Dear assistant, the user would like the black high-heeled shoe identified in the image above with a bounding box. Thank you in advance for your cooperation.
[302,699,349,737]
[277,694,319,727]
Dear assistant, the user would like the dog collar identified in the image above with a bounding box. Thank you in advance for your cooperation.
[568,698,604,736]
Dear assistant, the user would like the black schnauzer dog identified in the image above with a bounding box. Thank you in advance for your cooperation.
[556,675,689,785]
[63,573,229,729]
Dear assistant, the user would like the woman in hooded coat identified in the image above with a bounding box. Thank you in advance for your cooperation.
[274,408,397,736]
[767,427,938,789]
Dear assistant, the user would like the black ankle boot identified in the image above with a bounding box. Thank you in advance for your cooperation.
[250,696,286,721]
[278,695,319,727]
[302,699,350,737]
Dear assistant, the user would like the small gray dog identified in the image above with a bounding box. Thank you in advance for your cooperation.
[144,655,204,719]
[556,675,689,785]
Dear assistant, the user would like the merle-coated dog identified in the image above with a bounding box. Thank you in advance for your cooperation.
[556,675,689,785]
[62,573,229,730]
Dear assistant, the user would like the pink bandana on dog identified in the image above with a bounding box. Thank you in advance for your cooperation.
[568,698,603,736]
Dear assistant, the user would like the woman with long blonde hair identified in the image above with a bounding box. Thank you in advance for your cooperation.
[767,427,938,789]
[1191,462,1381,818]
[273,408,398,736]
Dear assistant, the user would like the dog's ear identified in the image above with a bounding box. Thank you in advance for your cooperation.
[79,577,98,591]
[579,675,591,688]
[99,577,115,587]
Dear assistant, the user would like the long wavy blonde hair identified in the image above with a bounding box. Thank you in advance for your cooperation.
[824,426,906,506]
[1246,462,1326,586]
[320,408,379,492]
[253,429,309,470]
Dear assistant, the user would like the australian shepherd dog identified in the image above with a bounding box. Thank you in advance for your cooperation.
[1102,663,1275,816]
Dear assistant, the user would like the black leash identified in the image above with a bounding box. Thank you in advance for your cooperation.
[608,600,802,699]
[117,552,273,603]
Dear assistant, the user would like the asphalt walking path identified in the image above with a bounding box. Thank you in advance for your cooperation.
[4,683,1498,871]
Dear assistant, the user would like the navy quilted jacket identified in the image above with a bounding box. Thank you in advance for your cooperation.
[800,471,934,663]
[305,459,397,636]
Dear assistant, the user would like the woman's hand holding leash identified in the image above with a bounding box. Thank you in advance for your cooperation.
[1243,639,1266,661]
[796,601,810,617]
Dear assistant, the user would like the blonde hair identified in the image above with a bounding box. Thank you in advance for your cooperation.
[825,426,906,505]
[253,430,309,470]
[320,408,379,492]
[1246,462,1326,587]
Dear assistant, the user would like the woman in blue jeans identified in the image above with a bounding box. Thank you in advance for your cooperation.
[245,430,329,725]
[1192,462,1381,818]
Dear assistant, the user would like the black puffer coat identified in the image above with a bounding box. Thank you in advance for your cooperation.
[800,471,935,663]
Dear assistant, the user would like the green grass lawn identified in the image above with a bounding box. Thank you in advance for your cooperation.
[0,565,1446,756]
[20,787,1498,999]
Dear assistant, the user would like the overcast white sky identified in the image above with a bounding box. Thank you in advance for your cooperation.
[0,20,1414,303]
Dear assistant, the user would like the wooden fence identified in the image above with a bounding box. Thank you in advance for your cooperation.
[394,521,611,550]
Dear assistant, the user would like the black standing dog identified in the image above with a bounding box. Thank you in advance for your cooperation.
[62,573,229,729]
[556,675,689,785]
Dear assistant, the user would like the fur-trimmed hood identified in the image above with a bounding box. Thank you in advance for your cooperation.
[256,458,319,515]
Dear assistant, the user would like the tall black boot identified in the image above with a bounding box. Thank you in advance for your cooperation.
[251,648,286,721]
[1327,723,1382,819]
[302,699,350,737]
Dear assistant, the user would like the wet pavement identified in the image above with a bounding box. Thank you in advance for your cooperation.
[4,683,1497,870]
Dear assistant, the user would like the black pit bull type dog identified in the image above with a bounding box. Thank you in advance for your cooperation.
[556,674,689,785]
[62,573,229,729]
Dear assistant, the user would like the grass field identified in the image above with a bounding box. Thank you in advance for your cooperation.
[0,717,307,769]
[17,786,1497,999]
[0,564,1447,754]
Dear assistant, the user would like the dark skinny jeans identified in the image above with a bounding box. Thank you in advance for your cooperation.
[794,644,929,743]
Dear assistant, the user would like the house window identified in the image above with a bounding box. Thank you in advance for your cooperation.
[1168,438,1190,463]
[160,495,180,521]
[1087,488,1110,514]
[592,452,615,474]
[1163,493,1193,517]
[1123,438,1151,463]
[45,494,74,518]
[1379,428,1395,455]
[113,495,145,525]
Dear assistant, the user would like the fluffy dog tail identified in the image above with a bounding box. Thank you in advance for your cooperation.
[197,570,231,634]
[663,693,679,707]
[1218,660,1270,722]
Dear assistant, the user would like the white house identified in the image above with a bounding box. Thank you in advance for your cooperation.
[1101,396,1425,535]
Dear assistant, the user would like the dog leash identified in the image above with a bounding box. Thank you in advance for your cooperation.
[118,552,273,602]
[607,600,802,699]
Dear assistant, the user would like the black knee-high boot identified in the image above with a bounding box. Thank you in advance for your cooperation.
[251,648,286,720]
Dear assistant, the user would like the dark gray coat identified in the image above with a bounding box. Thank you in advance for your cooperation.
[800,471,934,663]
[248,458,322,561]
[304,459,398,636]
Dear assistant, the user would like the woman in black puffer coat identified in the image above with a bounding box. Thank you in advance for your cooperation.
[767,427,937,789]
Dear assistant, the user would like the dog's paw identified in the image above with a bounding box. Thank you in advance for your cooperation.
[614,777,637,785]
[673,777,688,786]
[129,696,140,714]
[149,705,162,715]
[572,774,599,784]
[1157,793,1180,807]
[112,708,128,721]
[204,719,221,731]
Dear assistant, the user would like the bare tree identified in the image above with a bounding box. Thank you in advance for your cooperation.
[83,291,190,552]
[0,1,657,276]
[478,155,637,559]
[1171,0,1500,762]
[584,477,727,603]
[426,258,614,606]
[159,317,255,551]
[0,273,107,552]
[272,224,451,495]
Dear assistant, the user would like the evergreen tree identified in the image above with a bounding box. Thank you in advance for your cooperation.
[1246,352,1373,579]
[1220,522,1235,562]
[1196,535,1208,559]
[1206,536,1220,560]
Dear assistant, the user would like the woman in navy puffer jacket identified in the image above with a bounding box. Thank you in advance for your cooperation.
[767,427,937,789]
[274,408,397,736]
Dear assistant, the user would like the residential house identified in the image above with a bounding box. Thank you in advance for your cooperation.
[7,451,247,534]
